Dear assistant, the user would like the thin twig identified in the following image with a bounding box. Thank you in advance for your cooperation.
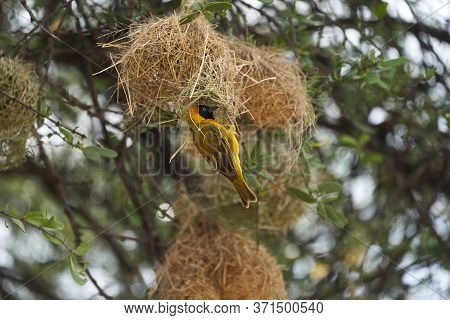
[0,89,87,139]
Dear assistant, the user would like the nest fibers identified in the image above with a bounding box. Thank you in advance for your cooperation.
[0,56,38,171]
[149,191,287,299]
[232,40,315,130]
[105,13,243,125]
[231,40,315,170]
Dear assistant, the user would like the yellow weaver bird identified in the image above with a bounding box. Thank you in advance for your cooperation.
[187,104,257,208]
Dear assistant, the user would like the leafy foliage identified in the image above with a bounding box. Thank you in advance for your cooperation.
[180,0,232,24]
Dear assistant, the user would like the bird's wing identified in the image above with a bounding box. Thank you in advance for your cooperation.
[197,122,238,181]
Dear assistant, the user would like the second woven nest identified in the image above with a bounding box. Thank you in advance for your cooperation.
[233,40,314,131]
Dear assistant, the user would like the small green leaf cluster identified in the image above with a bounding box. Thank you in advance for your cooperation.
[1,209,90,286]
[287,180,347,228]
[241,139,347,228]
[180,0,232,25]
[331,52,412,94]
[53,125,118,162]
[69,241,90,285]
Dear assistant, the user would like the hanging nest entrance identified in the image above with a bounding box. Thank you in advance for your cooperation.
[0,56,39,171]
[104,13,243,127]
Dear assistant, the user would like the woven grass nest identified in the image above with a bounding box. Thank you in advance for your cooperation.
[105,12,242,126]
[149,192,287,300]
[0,56,38,171]
[232,40,315,131]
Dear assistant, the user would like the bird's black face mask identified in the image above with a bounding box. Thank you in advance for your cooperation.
[199,105,217,120]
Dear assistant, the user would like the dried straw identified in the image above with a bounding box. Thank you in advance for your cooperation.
[149,190,287,299]
[232,40,315,131]
[0,56,38,171]
[105,13,243,125]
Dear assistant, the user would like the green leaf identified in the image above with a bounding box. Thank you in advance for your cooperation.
[179,11,201,25]
[325,205,348,228]
[340,134,358,147]
[258,0,274,4]
[318,181,341,194]
[43,231,63,245]
[366,72,389,91]
[11,218,26,232]
[287,187,316,203]
[317,203,348,228]
[317,202,328,219]
[41,216,64,230]
[74,241,90,256]
[320,193,340,203]
[250,140,262,162]
[59,127,74,144]
[203,10,214,21]
[368,49,377,63]
[381,56,408,69]
[68,255,88,285]
[95,146,118,158]
[24,211,46,225]
[82,145,117,160]
[363,152,383,164]
[82,146,100,161]
[204,2,232,13]
[256,169,275,181]
[359,133,371,145]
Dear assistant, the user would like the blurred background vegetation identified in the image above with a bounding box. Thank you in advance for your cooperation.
[0,0,449,299]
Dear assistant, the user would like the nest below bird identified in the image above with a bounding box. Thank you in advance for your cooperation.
[105,13,243,127]
[0,56,38,171]
[149,191,287,299]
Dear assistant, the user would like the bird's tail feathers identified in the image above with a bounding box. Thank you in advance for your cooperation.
[232,178,257,208]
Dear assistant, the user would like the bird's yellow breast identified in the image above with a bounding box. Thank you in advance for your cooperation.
[188,105,238,150]
[186,105,257,207]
